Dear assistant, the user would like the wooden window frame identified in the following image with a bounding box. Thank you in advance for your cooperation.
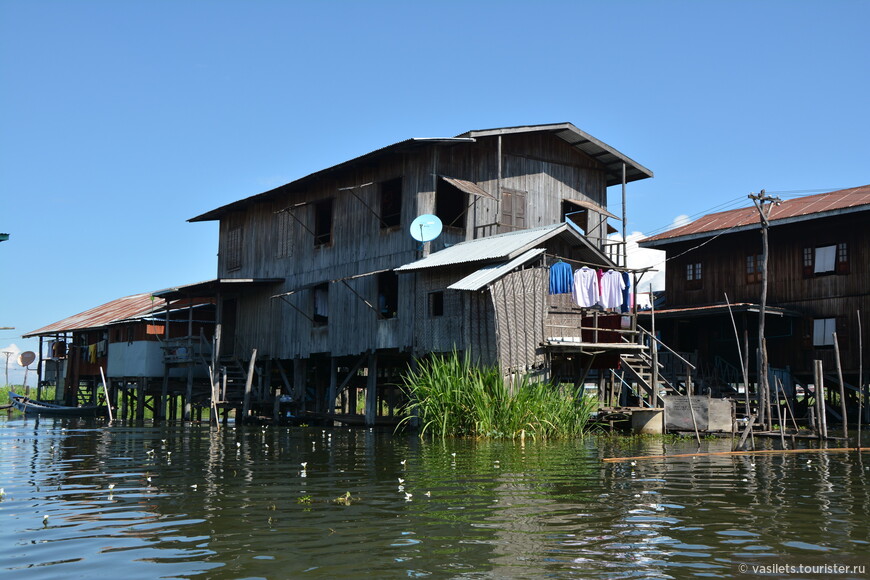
[227,226,242,272]
[313,199,334,247]
[685,261,703,290]
[746,253,762,284]
[802,242,850,278]
[428,291,444,317]
[312,283,329,327]
[379,178,403,230]
[377,271,399,319]
[435,179,468,230]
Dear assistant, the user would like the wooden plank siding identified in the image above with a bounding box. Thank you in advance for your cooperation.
[655,210,870,379]
[211,132,621,367]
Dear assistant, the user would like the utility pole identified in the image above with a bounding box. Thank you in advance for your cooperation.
[749,189,781,430]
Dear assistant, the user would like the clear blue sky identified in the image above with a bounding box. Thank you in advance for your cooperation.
[2,0,869,384]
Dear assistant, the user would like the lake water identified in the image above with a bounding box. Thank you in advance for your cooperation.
[1,416,868,579]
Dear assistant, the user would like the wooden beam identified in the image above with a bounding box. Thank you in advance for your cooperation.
[242,349,258,422]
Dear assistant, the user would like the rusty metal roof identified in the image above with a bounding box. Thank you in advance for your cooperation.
[640,184,870,248]
[24,293,168,337]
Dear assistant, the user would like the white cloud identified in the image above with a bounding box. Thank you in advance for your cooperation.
[609,231,666,297]
[671,214,691,228]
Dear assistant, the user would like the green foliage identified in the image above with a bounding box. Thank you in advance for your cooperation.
[399,350,596,440]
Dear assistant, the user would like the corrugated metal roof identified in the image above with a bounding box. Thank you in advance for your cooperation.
[640,184,870,248]
[24,293,167,337]
[448,249,546,291]
[458,123,653,186]
[395,224,567,272]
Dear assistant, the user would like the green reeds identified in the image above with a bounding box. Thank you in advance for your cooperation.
[400,351,596,439]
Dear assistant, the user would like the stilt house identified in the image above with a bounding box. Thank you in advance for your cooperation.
[638,185,870,421]
[177,123,657,424]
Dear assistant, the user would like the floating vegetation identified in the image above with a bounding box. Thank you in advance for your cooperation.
[399,350,596,439]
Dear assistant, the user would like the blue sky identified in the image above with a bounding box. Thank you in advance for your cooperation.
[2,0,869,385]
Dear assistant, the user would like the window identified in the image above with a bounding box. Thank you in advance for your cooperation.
[499,188,526,232]
[377,271,399,319]
[275,210,292,258]
[379,178,402,229]
[313,283,329,326]
[429,291,444,317]
[803,242,849,277]
[686,262,702,290]
[435,179,467,229]
[813,318,836,347]
[227,226,242,271]
[314,199,333,246]
[746,253,763,283]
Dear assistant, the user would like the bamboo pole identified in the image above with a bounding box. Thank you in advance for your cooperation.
[774,374,786,448]
[816,360,828,439]
[99,366,113,423]
[603,446,870,463]
[832,331,849,439]
[858,310,864,448]
[242,349,258,422]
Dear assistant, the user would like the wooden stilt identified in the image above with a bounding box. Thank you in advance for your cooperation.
[365,351,377,427]
[832,331,849,439]
[242,349,258,422]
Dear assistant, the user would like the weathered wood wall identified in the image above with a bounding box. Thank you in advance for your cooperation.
[214,132,615,362]
[660,211,870,377]
[489,267,548,373]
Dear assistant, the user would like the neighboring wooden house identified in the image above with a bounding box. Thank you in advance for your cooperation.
[23,293,215,416]
[638,185,870,417]
[185,123,655,424]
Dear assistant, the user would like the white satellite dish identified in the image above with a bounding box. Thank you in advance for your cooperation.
[18,351,35,367]
[410,214,443,243]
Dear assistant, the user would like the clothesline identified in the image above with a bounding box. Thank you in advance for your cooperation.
[543,253,654,274]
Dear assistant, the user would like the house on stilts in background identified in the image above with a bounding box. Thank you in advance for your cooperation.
[27,123,690,426]
[638,184,870,427]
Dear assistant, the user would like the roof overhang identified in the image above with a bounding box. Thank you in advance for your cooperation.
[448,248,546,291]
[152,278,284,300]
[396,222,614,273]
[189,138,476,222]
[640,202,870,249]
[457,123,653,186]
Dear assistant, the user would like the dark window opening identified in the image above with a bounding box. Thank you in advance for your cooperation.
[435,179,467,229]
[377,271,399,319]
[429,291,444,317]
[314,199,333,246]
[313,283,329,326]
[380,178,402,229]
[227,226,242,271]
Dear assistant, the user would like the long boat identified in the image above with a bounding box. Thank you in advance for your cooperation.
[9,393,107,418]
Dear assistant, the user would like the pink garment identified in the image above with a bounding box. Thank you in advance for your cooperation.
[599,269,626,310]
[573,267,600,307]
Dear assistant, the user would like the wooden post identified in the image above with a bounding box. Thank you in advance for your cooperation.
[749,189,780,430]
[242,349,258,422]
[815,360,828,439]
[365,351,377,427]
[832,331,848,439]
[327,357,338,417]
[858,310,864,447]
[136,378,145,420]
[293,358,307,412]
[649,285,658,406]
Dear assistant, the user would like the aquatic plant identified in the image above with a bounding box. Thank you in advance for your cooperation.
[399,350,596,439]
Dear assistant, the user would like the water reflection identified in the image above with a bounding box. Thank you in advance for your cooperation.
[1,416,868,578]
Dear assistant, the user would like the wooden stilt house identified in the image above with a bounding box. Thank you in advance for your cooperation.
[172,123,658,424]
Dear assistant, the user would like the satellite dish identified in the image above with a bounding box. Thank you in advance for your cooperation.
[18,351,35,367]
[410,214,443,243]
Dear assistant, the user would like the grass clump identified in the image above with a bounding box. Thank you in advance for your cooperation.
[400,350,595,440]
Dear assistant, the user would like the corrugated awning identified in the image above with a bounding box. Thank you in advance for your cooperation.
[448,249,545,291]
[564,198,620,220]
[440,176,496,199]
